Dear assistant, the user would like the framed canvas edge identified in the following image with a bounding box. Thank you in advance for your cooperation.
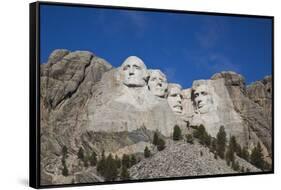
[29,1,275,189]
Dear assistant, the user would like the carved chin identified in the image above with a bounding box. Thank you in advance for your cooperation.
[123,79,145,87]
[172,106,183,114]
[197,106,210,114]
[151,89,165,97]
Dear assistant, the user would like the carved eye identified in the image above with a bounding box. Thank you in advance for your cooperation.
[201,91,207,96]
[123,65,129,71]
[134,65,141,70]
[194,93,199,98]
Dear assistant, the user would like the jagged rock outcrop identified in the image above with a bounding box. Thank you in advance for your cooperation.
[40,50,183,185]
[181,71,272,162]
[40,50,272,185]
[211,72,272,158]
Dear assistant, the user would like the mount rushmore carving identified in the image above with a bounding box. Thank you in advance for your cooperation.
[40,50,272,184]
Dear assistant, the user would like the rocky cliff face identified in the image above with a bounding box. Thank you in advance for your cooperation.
[40,50,272,185]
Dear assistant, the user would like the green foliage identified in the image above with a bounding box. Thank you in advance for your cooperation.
[84,159,89,168]
[216,126,227,159]
[214,152,218,160]
[97,150,106,173]
[62,146,68,159]
[185,134,194,144]
[90,151,97,166]
[226,136,236,163]
[153,132,159,146]
[231,161,240,171]
[120,166,130,180]
[115,155,121,169]
[97,153,118,181]
[229,136,237,153]
[193,124,211,147]
[77,147,84,160]
[144,146,151,158]
[122,154,131,168]
[173,125,182,141]
[193,124,205,139]
[250,142,265,170]
[210,138,217,153]
[236,144,242,157]
[241,146,250,161]
[103,154,118,181]
[61,157,68,176]
[62,162,69,176]
[156,138,166,151]
[130,155,137,166]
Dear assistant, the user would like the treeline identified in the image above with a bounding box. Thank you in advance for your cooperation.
[172,124,270,172]
[60,146,138,181]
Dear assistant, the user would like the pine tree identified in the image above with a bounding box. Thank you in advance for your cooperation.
[103,153,118,181]
[62,146,68,159]
[62,162,69,176]
[193,124,211,146]
[122,154,131,168]
[90,151,97,166]
[231,161,240,171]
[84,158,89,168]
[193,124,206,139]
[216,126,227,159]
[157,138,166,151]
[236,143,242,157]
[210,138,217,153]
[226,136,236,163]
[130,155,137,166]
[241,146,250,161]
[250,142,265,170]
[115,155,121,169]
[229,136,237,153]
[120,166,130,180]
[97,150,106,174]
[77,147,84,160]
[204,134,211,147]
[185,134,194,144]
[153,132,159,146]
[173,125,182,141]
[144,146,151,158]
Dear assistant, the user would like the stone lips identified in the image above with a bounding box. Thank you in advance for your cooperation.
[40,50,272,184]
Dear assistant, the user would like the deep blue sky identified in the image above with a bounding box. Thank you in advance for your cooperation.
[40,4,272,88]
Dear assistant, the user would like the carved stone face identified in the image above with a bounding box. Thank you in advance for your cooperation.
[193,84,213,114]
[148,70,168,98]
[121,56,147,87]
[167,84,183,114]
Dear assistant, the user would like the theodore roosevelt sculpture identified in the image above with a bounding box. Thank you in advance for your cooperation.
[148,69,168,98]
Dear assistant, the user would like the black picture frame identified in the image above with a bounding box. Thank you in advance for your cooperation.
[30,1,274,189]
